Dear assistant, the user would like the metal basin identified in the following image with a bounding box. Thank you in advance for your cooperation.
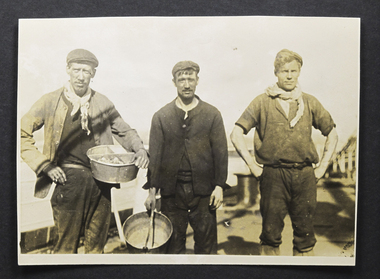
[123,211,173,254]
[87,145,138,184]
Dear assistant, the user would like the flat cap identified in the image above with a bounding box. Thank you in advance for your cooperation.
[172,61,200,77]
[66,49,99,68]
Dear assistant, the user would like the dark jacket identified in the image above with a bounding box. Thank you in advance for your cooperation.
[148,96,228,196]
[21,87,145,198]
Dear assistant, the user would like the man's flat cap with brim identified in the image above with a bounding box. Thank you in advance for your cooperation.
[172,61,200,76]
[66,49,99,68]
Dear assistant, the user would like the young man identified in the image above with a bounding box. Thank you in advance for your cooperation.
[144,61,229,254]
[230,49,338,256]
[21,49,149,253]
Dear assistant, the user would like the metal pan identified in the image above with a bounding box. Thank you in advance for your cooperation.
[123,211,173,254]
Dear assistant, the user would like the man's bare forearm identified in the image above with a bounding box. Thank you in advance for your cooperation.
[320,128,338,169]
[230,125,263,177]
[314,127,338,179]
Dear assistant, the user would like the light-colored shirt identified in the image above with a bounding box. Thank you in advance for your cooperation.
[175,97,199,119]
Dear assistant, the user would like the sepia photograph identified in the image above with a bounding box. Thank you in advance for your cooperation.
[17,16,360,265]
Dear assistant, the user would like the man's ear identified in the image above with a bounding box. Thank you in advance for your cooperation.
[91,68,96,78]
[196,77,199,86]
[66,65,70,75]
[172,78,177,87]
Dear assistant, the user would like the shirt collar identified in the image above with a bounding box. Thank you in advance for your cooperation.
[175,96,200,119]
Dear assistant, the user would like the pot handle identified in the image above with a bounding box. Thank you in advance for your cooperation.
[111,187,126,245]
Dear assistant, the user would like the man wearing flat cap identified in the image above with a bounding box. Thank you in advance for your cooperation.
[231,49,338,256]
[144,61,229,254]
[21,49,149,253]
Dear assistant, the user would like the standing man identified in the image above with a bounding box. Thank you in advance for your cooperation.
[144,61,229,254]
[230,49,338,256]
[21,49,149,253]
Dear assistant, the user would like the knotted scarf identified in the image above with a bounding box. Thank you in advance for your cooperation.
[63,82,92,135]
[265,82,304,128]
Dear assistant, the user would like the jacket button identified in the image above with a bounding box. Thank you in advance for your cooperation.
[182,124,186,128]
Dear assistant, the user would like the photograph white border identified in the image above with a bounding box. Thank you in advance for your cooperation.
[17,16,360,266]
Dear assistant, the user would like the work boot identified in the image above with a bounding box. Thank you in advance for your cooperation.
[293,248,315,256]
[260,245,280,255]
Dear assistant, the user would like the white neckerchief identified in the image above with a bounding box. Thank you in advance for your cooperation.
[265,82,304,128]
[175,97,199,119]
[63,82,92,135]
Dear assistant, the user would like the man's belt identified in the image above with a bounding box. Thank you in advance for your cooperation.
[267,162,312,170]
[177,170,192,182]
[60,163,90,170]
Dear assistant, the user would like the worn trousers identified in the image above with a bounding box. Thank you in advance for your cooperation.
[50,167,111,253]
[161,174,217,254]
[259,165,317,253]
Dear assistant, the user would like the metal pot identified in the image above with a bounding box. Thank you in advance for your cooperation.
[123,211,173,254]
[87,145,138,184]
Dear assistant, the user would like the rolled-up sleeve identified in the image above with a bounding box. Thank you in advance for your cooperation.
[310,96,336,136]
[235,98,260,135]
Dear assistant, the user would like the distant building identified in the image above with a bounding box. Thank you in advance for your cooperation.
[325,132,357,180]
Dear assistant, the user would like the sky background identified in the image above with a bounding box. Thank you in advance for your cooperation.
[18,16,360,151]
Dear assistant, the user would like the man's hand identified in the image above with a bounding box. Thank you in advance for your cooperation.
[231,126,263,179]
[314,165,327,182]
[133,149,149,169]
[209,186,223,210]
[144,187,156,211]
[249,162,263,179]
[46,166,66,184]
